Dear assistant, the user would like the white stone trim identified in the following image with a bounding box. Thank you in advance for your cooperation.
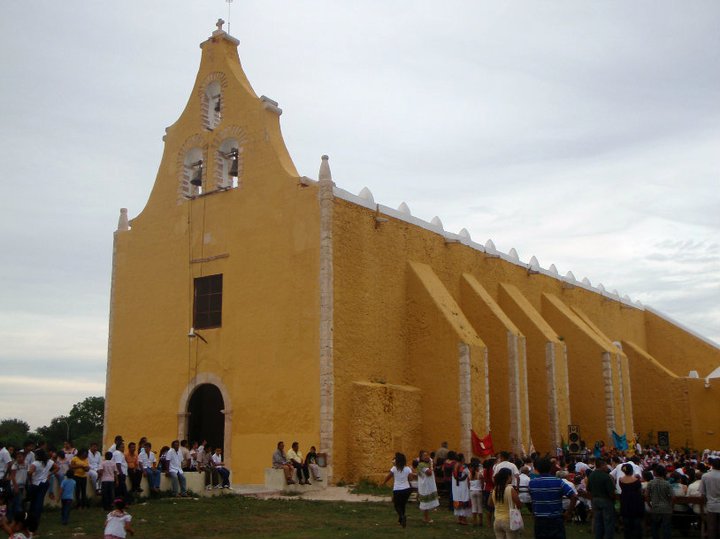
[177,372,234,466]
[318,157,335,478]
[330,188,646,310]
[615,353,627,435]
[507,331,521,454]
[545,341,560,448]
[601,351,616,438]
[458,342,472,456]
[103,230,125,447]
[260,95,283,115]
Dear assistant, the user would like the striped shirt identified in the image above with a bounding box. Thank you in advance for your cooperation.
[529,475,575,518]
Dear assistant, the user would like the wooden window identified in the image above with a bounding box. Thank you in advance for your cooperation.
[194,274,223,329]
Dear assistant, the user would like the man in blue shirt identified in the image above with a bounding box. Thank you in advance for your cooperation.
[529,457,577,539]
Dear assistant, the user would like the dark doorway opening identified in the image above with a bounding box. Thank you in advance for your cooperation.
[187,384,225,451]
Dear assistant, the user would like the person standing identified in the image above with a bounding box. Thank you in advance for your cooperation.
[27,448,57,525]
[416,451,440,523]
[587,458,616,539]
[125,442,143,494]
[87,442,102,494]
[382,452,415,528]
[619,463,644,539]
[99,452,117,511]
[645,464,674,539]
[9,451,28,516]
[452,453,473,525]
[166,440,187,497]
[529,457,577,539]
[490,467,523,539]
[470,458,484,527]
[70,448,90,509]
[700,457,720,539]
[112,441,130,504]
[59,469,76,525]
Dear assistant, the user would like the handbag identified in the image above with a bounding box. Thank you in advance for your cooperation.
[509,485,524,531]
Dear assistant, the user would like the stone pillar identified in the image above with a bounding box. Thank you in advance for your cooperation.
[318,156,335,479]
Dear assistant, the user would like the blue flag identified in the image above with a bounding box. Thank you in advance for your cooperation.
[612,430,629,450]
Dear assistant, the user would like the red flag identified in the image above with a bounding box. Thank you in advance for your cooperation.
[471,430,494,457]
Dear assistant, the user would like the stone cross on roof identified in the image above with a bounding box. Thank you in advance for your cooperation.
[216,18,225,32]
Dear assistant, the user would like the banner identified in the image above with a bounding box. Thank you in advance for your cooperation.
[612,430,629,451]
[471,430,494,457]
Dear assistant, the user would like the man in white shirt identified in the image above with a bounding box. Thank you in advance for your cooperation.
[211,448,231,489]
[166,440,187,497]
[0,442,12,482]
[88,442,103,492]
[113,441,129,502]
[139,442,161,494]
[518,465,532,506]
[287,442,310,485]
[493,451,520,486]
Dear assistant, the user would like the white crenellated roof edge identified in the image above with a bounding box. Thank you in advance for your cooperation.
[329,184,720,350]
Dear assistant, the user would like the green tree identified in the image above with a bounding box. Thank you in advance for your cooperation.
[69,396,104,432]
[35,396,105,450]
[0,418,31,449]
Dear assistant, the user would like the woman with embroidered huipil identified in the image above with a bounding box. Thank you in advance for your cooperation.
[416,451,439,523]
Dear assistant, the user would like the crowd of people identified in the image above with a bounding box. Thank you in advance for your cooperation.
[381,442,720,539]
[0,434,231,538]
[2,433,720,538]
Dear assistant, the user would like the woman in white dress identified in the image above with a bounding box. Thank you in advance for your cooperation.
[452,453,472,525]
[416,451,439,523]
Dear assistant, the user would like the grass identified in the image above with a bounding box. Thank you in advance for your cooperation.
[350,478,392,496]
[34,494,597,538]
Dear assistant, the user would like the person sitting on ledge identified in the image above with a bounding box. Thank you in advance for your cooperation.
[272,441,295,485]
[305,446,322,482]
[287,442,311,485]
[211,447,232,489]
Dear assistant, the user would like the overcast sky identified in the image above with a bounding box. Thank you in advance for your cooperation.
[1,1,718,429]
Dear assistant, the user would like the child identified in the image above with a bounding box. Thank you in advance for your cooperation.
[104,498,134,539]
[469,459,483,527]
[100,452,118,511]
[60,469,76,525]
[9,451,28,516]
[0,510,38,539]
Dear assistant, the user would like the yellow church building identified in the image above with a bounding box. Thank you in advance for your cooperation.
[104,22,720,484]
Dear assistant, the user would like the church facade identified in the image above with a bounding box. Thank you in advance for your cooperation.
[104,23,720,484]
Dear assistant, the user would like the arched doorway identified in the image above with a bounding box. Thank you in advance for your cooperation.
[187,384,225,451]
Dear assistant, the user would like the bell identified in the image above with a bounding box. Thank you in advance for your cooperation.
[228,149,239,177]
[214,96,221,113]
[190,163,203,186]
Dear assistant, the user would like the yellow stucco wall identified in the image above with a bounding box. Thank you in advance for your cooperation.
[460,274,529,453]
[105,31,321,484]
[350,382,422,482]
[622,341,692,446]
[644,310,720,378]
[498,284,570,451]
